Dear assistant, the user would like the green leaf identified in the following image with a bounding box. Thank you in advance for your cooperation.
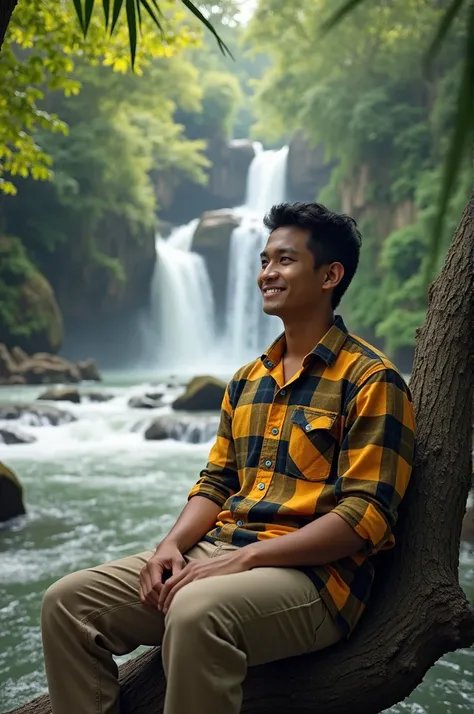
[135,0,142,30]
[111,0,123,33]
[180,0,233,58]
[425,0,465,65]
[425,0,474,282]
[320,0,367,34]
[102,0,111,28]
[71,0,85,32]
[84,0,95,33]
[126,0,137,68]
[138,0,163,32]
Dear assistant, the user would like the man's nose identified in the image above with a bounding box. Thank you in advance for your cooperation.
[262,262,279,280]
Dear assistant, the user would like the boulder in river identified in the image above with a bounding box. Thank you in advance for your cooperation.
[144,414,220,443]
[0,403,76,426]
[83,392,114,403]
[0,427,36,445]
[172,376,226,412]
[0,461,26,522]
[128,393,164,409]
[0,344,101,385]
[38,387,81,404]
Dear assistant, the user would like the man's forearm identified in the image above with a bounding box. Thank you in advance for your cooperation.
[161,496,221,553]
[242,512,365,569]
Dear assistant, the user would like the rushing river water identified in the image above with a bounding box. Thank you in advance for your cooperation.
[0,376,473,713]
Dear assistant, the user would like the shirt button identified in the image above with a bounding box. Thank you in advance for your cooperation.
[305,424,312,432]
[264,459,272,467]
[236,520,244,527]
[258,482,265,490]
[271,427,279,435]
[266,360,274,368]
[280,389,286,396]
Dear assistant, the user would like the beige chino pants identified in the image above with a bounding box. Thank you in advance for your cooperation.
[41,540,343,714]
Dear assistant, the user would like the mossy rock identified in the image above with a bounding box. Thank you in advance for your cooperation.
[172,376,226,411]
[0,236,63,354]
[0,461,26,523]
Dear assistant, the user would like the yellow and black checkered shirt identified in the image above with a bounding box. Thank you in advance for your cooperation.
[188,316,415,636]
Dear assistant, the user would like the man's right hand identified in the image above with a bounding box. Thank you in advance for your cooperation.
[139,541,185,608]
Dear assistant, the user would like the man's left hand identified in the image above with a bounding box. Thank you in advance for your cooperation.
[157,550,252,613]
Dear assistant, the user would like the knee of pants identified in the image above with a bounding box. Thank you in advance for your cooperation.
[165,580,230,639]
[41,570,86,630]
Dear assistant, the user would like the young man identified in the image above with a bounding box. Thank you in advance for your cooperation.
[41,202,415,714]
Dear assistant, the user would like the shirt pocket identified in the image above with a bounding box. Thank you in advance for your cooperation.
[287,407,338,482]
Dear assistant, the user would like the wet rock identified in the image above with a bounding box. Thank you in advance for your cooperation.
[172,376,226,412]
[0,403,76,426]
[77,359,101,382]
[37,387,81,404]
[145,414,220,443]
[0,427,36,445]
[0,461,26,522]
[128,393,164,409]
[0,344,101,385]
[83,392,114,403]
[10,346,29,365]
[7,374,27,385]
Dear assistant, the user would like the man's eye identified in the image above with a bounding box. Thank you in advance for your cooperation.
[280,257,292,262]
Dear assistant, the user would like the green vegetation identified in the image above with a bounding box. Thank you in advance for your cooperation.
[248,0,471,364]
[0,236,63,353]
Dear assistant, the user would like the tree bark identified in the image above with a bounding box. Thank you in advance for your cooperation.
[7,195,474,713]
[0,0,18,51]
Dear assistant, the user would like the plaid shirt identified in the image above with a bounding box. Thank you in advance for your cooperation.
[188,316,415,636]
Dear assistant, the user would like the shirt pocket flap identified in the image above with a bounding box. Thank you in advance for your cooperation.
[291,408,338,434]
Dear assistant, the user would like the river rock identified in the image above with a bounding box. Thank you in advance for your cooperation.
[77,359,101,382]
[38,387,81,404]
[144,414,220,443]
[0,427,36,445]
[128,393,164,409]
[0,404,77,426]
[0,462,26,522]
[83,392,114,403]
[172,376,226,412]
[0,344,102,385]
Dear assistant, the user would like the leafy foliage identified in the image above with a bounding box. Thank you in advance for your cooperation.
[249,0,472,361]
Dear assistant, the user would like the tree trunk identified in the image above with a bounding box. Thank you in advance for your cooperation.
[8,195,474,713]
[0,0,18,51]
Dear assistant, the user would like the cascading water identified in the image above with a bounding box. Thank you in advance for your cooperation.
[142,144,289,371]
[143,219,216,370]
[224,145,288,362]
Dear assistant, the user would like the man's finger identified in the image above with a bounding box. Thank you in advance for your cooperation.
[141,568,159,607]
[158,569,186,610]
[162,574,192,613]
[172,556,185,575]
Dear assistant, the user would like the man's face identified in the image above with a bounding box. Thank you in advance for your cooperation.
[257,226,329,318]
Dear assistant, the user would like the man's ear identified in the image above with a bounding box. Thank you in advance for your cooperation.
[322,262,345,291]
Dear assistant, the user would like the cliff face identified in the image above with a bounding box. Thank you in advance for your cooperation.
[156,140,255,224]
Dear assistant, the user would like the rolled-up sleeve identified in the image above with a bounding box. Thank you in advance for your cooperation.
[332,368,415,554]
[187,386,240,508]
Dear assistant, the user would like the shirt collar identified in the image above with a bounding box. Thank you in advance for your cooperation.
[261,315,349,370]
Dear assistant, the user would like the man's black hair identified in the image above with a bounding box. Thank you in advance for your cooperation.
[263,202,362,309]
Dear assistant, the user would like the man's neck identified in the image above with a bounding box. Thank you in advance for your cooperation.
[283,311,334,361]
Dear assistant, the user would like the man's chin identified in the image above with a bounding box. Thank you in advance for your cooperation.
[262,301,283,316]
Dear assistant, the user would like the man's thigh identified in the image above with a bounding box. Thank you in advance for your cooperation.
[169,564,343,666]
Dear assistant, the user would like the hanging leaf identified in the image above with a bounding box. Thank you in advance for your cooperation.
[71,0,85,32]
[425,0,465,66]
[111,0,124,34]
[84,0,95,34]
[320,0,367,34]
[180,0,233,57]
[102,0,111,29]
[125,0,137,67]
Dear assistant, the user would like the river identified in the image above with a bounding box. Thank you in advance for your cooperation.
[0,376,472,713]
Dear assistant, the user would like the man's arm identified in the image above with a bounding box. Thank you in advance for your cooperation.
[140,385,239,606]
[239,368,416,569]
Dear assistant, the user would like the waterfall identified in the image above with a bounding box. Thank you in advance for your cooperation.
[142,145,289,371]
[224,146,289,362]
[143,219,216,370]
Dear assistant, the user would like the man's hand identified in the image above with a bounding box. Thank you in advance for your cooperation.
[140,541,185,608]
[158,549,252,614]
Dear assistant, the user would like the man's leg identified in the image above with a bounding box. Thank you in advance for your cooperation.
[162,549,343,714]
[41,543,214,714]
